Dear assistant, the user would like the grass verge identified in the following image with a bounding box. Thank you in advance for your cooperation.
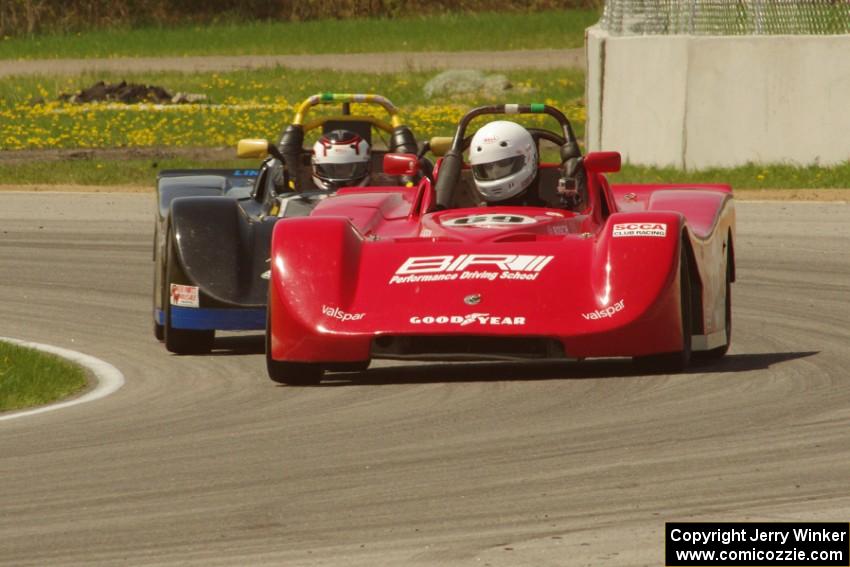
[0,67,587,150]
[612,162,850,190]
[0,10,598,60]
[2,64,848,189]
[0,67,587,106]
[0,156,245,186]
[1,154,849,190]
[0,341,88,412]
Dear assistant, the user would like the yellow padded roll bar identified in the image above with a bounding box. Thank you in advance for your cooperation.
[293,93,402,129]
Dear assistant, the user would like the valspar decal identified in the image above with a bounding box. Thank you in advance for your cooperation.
[582,299,625,320]
[321,305,365,322]
[170,284,199,308]
[410,313,526,326]
[443,214,538,228]
[612,223,667,238]
[390,254,553,285]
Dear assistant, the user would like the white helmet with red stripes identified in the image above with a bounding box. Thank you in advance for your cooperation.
[311,130,371,191]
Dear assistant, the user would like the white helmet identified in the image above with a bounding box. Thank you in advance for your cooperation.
[469,120,537,202]
[311,129,371,191]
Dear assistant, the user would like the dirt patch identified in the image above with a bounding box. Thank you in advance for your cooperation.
[52,80,207,105]
[58,80,173,104]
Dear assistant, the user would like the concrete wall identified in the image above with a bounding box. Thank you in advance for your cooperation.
[586,26,850,169]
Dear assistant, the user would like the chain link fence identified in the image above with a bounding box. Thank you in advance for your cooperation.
[600,0,850,35]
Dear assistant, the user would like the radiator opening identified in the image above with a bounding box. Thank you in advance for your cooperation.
[371,335,566,361]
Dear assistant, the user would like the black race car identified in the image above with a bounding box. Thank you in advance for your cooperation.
[153,93,427,354]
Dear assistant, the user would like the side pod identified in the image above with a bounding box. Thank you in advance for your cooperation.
[268,216,367,362]
[170,197,274,307]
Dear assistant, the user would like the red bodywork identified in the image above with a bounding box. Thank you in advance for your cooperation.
[267,151,735,366]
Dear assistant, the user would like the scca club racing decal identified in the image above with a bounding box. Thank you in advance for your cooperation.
[442,214,538,228]
[612,223,667,238]
[390,254,553,285]
[410,313,526,326]
[582,299,625,320]
[321,305,365,322]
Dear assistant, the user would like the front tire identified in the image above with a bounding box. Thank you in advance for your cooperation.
[163,226,214,355]
[265,295,322,385]
[267,360,324,386]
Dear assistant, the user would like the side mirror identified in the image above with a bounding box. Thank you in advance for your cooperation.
[237,138,286,162]
[237,139,271,159]
[383,153,420,177]
[583,151,621,174]
[428,136,453,157]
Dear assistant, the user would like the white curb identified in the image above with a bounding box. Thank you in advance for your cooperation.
[0,337,125,422]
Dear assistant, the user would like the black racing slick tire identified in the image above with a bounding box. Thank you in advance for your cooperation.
[265,298,323,386]
[700,245,733,360]
[153,224,165,342]
[163,226,214,355]
[266,360,324,386]
[633,243,693,372]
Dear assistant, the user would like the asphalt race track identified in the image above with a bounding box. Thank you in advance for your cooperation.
[1,193,848,566]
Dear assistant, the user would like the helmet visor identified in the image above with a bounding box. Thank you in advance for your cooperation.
[472,155,526,181]
[315,161,369,182]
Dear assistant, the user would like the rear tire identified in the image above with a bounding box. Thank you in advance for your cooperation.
[265,295,322,386]
[633,244,693,372]
[163,226,214,355]
[701,245,732,360]
[165,315,214,355]
[153,224,165,342]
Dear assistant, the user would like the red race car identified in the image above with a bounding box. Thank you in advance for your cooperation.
[266,104,735,384]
